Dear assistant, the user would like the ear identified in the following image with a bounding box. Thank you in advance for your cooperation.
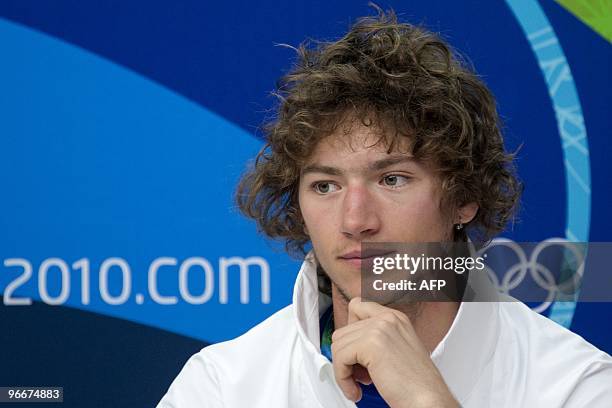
[457,202,478,225]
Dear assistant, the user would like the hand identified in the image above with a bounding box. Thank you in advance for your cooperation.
[330,298,459,408]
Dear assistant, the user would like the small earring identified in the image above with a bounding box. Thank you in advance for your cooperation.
[455,223,463,230]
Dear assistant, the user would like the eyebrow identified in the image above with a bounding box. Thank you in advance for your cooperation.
[301,155,416,176]
[369,155,416,171]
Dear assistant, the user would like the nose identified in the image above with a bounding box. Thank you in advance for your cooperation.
[340,184,381,239]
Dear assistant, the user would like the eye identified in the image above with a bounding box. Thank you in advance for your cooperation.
[312,181,340,195]
[381,174,410,188]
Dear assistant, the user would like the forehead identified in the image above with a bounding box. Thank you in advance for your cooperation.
[304,122,414,166]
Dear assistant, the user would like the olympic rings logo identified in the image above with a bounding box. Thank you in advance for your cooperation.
[477,238,586,313]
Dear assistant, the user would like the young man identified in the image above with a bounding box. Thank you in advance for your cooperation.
[158,8,612,408]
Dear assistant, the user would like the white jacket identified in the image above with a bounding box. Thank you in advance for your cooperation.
[158,252,612,407]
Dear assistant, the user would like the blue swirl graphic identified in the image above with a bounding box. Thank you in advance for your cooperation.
[0,18,298,343]
[506,0,592,327]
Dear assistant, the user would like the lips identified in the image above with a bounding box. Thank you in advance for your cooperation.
[339,248,394,260]
[338,248,394,268]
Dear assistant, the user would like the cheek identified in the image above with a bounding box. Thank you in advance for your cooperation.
[301,202,336,237]
[388,185,448,234]
[299,190,331,235]
[298,190,312,226]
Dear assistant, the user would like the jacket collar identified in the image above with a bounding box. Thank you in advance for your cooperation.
[292,252,351,406]
[292,250,501,406]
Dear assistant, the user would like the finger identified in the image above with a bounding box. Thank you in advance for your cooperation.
[347,297,365,325]
[331,318,394,369]
[331,317,372,343]
[331,331,372,385]
[346,303,421,354]
[348,297,412,327]
[332,340,363,402]
[331,323,370,354]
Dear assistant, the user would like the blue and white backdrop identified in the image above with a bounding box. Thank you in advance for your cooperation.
[0,1,610,407]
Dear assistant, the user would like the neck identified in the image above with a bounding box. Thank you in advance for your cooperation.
[331,284,459,353]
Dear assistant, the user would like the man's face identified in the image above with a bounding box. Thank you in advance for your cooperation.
[298,123,454,302]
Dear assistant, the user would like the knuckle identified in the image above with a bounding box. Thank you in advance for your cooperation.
[375,319,392,332]
[331,329,339,342]
[388,311,401,321]
[396,311,410,324]
[385,310,409,325]
[381,315,397,327]
[367,329,385,346]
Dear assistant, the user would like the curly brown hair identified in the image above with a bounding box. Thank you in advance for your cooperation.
[236,6,521,258]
